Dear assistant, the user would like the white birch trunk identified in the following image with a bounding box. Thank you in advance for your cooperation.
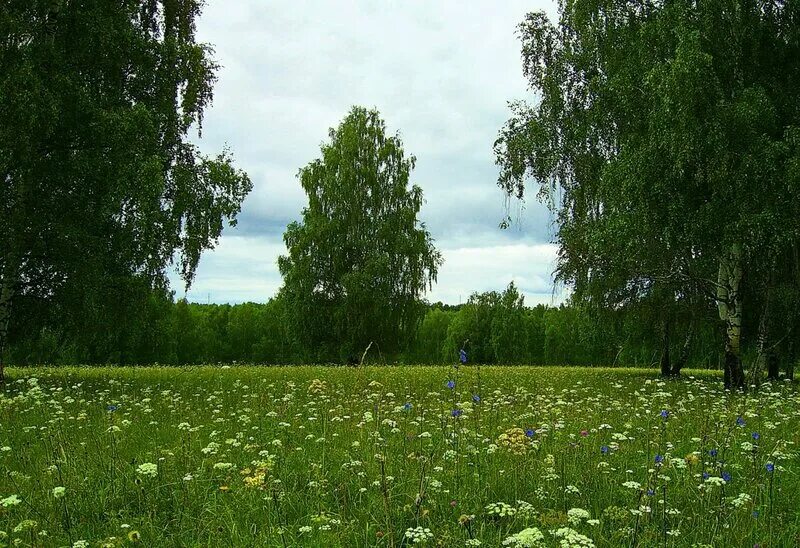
[717,244,744,389]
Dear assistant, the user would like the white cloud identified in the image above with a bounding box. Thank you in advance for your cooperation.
[171,236,284,304]
[172,236,566,307]
[178,0,561,304]
[428,243,565,305]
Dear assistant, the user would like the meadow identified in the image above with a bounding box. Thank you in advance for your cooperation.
[0,366,798,547]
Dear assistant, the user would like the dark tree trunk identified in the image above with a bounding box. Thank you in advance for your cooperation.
[754,291,770,384]
[671,324,692,377]
[725,350,745,390]
[766,353,779,381]
[0,278,14,384]
[660,316,671,377]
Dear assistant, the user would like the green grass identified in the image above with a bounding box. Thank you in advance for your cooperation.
[0,365,798,547]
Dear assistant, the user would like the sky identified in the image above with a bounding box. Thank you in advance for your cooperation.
[170,0,564,306]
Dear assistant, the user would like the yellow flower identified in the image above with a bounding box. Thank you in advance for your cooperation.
[308,379,328,395]
[497,428,530,455]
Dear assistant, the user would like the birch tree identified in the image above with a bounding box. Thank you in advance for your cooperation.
[495,0,800,388]
[278,107,442,362]
[0,1,252,380]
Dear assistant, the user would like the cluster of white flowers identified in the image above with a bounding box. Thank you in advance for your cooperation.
[135,462,158,478]
[567,507,591,525]
[1,494,22,508]
[502,527,545,547]
[729,492,752,508]
[485,502,517,517]
[13,520,37,534]
[704,476,727,487]
[201,441,220,455]
[622,481,642,490]
[515,500,537,519]
[52,486,66,499]
[552,527,595,547]
[404,526,434,544]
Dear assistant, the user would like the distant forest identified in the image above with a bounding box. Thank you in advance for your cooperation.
[9,281,768,373]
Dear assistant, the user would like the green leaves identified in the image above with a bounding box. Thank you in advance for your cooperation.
[280,107,442,361]
[0,1,251,362]
[495,0,800,377]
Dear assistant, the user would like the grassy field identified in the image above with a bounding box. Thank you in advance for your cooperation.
[0,366,798,547]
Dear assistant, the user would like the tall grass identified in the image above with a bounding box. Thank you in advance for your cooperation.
[0,366,797,547]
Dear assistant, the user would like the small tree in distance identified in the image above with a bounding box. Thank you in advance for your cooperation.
[279,107,442,362]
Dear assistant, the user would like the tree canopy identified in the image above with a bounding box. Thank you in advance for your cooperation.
[495,0,800,387]
[0,0,252,378]
[279,106,442,362]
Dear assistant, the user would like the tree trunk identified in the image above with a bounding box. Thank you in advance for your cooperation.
[717,245,745,390]
[766,354,779,381]
[660,316,671,377]
[755,288,771,384]
[0,277,13,384]
[671,323,692,377]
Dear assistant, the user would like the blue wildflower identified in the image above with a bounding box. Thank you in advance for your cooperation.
[446,380,455,389]
[752,510,759,519]
[722,471,731,482]
[702,472,710,480]
[709,449,718,458]
[646,489,655,496]
[736,416,746,427]
[451,409,463,417]
[752,432,760,440]
[660,409,669,419]
[403,402,412,411]
[525,429,535,438]
[106,404,119,412]
[655,454,664,464]
[472,394,481,403]
[601,445,609,454]
[459,349,468,364]
[766,462,774,473]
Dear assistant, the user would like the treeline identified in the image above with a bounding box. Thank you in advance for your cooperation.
[10,282,750,370]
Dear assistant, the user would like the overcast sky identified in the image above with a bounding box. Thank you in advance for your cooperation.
[171,0,564,306]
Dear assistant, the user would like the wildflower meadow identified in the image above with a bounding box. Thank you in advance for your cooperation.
[0,366,798,547]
